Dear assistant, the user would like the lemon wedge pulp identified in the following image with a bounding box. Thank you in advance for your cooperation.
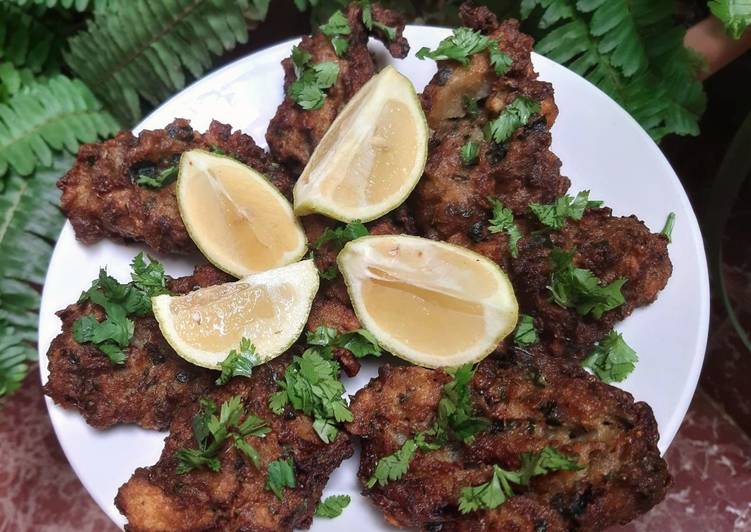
[152,260,319,369]
[337,235,518,368]
[293,65,428,223]
[177,149,307,277]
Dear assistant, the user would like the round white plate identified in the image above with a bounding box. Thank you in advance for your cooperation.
[38,26,709,530]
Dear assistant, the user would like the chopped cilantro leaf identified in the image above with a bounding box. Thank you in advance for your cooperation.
[130,252,171,297]
[517,446,583,485]
[315,494,351,518]
[337,329,382,358]
[529,190,603,230]
[661,212,676,243]
[176,396,269,474]
[460,141,479,166]
[319,265,338,280]
[288,54,340,110]
[487,198,522,258]
[513,314,538,346]
[548,247,626,319]
[581,331,638,383]
[216,338,258,385]
[136,165,177,188]
[463,96,480,117]
[438,364,489,443]
[290,45,312,76]
[484,96,540,144]
[306,325,338,347]
[416,27,490,64]
[320,10,351,56]
[362,2,397,41]
[366,438,418,488]
[266,458,296,499]
[488,42,512,75]
[313,221,368,249]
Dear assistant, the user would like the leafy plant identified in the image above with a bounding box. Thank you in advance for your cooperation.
[64,0,267,124]
[709,0,751,38]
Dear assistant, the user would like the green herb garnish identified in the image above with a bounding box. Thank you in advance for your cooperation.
[513,314,538,346]
[216,337,258,385]
[581,331,638,383]
[361,1,397,41]
[529,190,603,230]
[548,247,626,319]
[266,458,296,499]
[366,424,441,488]
[136,165,177,188]
[315,494,351,518]
[313,221,369,249]
[660,212,675,242]
[484,96,540,144]
[288,45,340,110]
[320,10,351,56]
[460,141,479,166]
[488,198,522,258]
[438,363,489,443]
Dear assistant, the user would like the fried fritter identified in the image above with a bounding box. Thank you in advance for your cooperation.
[266,2,409,174]
[346,349,670,531]
[116,355,354,532]
[59,119,292,255]
[44,265,232,430]
[512,208,672,358]
[413,5,569,245]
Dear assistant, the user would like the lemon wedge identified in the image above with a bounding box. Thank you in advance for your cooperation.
[177,149,307,277]
[293,66,428,223]
[152,260,319,369]
[337,235,518,368]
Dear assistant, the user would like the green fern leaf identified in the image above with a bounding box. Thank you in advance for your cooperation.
[0,156,68,343]
[64,0,263,124]
[524,0,705,141]
[6,0,93,11]
[709,0,751,39]
[0,323,32,398]
[0,75,120,177]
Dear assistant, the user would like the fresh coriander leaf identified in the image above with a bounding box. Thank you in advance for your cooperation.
[72,308,133,365]
[313,417,340,443]
[290,82,325,110]
[709,0,751,39]
[374,21,397,40]
[234,436,261,468]
[130,252,171,297]
[518,446,583,485]
[529,190,603,230]
[237,413,271,438]
[288,60,341,110]
[661,212,676,243]
[175,448,221,474]
[488,42,512,75]
[367,438,418,487]
[460,141,479,166]
[209,145,226,155]
[136,165,177,188]
[320,10,351,56]
[487,198,522,258]
[416,27,490,64]
[513,314,538,346]
[413,423,443,451]
[266,458,296,499]
[216,338,258,385]
[192,398,216,447]
[582,331,638,383]
[458,465,517,514]
[315,494,351,518]
[337,329,382,358]
[97,343,127,365]
[438,364,489,443]
[269,391,288,414]
[463,96,480,118]
[71,315,99,344]
[314,221,369,249]
[319,265,338,280]
[547,247,627,318]
[307,325,338,347]
[291,45,312,76]
[314,62,340,88]
[484,97,540,144]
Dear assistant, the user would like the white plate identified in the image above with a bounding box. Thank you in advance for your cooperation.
[38,26,709,530]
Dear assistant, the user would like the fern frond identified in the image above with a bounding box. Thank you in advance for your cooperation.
[0,75,120,177]
[6,0,92,11]
[524,0,705,141]
[0,323,32,398]
[709,0,751,39]
[0,156,68,342]
[65,0,260,124]
[0,3,70,74]
[0,62,38,102]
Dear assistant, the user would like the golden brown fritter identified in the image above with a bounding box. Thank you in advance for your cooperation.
[511,208,672,358]
[59,119,292,255]
[413,5,569,245]
[116,356,354,532]
[346,349,670,531]
[266,2,409,174]
[44,265,232,430]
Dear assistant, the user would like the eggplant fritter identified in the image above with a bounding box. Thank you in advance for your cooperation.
[512,208,672,358]
[59,119,292,255]
[413,4,569,245]
[116,356,354,532]
[266,2,409,174]
[44,265,231,430]
[346,350,670,531]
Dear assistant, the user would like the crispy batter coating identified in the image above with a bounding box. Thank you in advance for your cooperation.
[116,356,354,532]
[512,208,672,358]
[59,119,292,254]
[43,265,232,430]
[266,2,409,174]
[413,6,569,245]
[346,349,670,531]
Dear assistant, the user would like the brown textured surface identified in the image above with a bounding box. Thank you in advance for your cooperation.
[266,2,409,175]
[43,265,231,430]
[115,355,354,532]
[346,350,670,531]
[58,119,292,254]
